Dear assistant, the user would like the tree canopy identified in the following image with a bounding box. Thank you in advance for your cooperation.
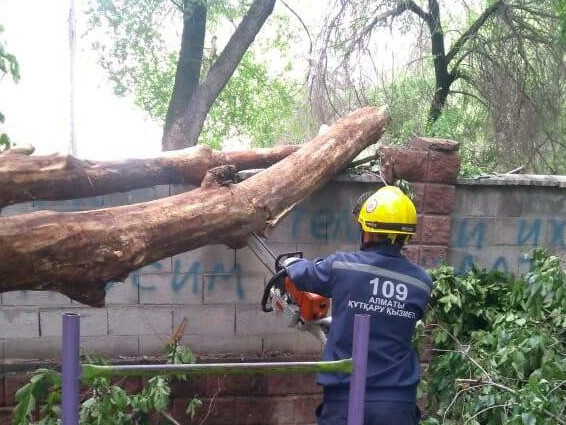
[0,23,20,152]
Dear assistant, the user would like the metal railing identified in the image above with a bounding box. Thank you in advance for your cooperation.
[61,312,370,425]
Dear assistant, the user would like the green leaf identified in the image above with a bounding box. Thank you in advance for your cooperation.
[521,412,536,425]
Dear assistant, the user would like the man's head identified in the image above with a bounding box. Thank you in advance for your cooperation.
[353,186,417,247]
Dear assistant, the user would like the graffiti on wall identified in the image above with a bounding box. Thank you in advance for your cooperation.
[453,218,566,273]
[105,259,247,300]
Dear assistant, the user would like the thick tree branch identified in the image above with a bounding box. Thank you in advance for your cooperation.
[162,0,207,142]
[0,145,299,208]
[0,107,389,306]
[445,0,504,65]
[163,0,276,150]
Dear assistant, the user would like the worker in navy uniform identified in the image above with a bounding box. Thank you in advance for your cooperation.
[283,186,432,425]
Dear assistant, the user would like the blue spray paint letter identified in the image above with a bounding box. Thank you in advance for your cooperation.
[456,219,486,249]
[517,219,542,246]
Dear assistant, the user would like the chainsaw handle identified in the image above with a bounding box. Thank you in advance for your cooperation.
[261,269,287,312]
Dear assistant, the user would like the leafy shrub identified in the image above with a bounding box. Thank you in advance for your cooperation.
[13,342,201,425]
[420,249,566,425]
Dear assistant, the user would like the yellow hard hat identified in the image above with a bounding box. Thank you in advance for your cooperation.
[357,186,417,235]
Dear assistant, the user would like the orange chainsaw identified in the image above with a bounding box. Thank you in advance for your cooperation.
[248,234,331,344]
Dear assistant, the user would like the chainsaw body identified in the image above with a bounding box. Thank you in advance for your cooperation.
[261,251,331,343]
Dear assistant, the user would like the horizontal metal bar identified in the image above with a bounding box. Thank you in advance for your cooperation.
[82,359,352,380]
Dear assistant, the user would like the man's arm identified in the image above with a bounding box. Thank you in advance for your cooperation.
[285,256,334,298]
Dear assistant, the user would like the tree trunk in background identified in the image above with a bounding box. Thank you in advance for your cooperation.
[0,145,300,207]
[162,0,276,151]
[162,1,207,142]
[426,0,452,126]
[0,106,388,306]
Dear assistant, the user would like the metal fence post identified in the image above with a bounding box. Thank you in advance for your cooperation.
[347,314,370,425]
[62,313,81,425]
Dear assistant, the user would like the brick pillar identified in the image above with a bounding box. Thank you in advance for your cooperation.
[382,137,461,268]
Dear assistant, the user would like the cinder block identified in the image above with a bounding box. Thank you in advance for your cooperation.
[34,197,104,212]
[491,218,525,246]
[271,204,328,244]
[81,336,139,358]
[108,306,172,336]
[180,334,263,356]
[139,258,173,274]
[235,246,272,275]
[453,187,522,217]
[103,186,170,206]
[104,276,139,305]
[4,337,59,360]
[40,308,107,337]
[449,217,491,251]
[204,271,264,305]
[172,245,234,274]
[139,334,170,357]
[139,273,203,305]
[0,202,34,216]
[236,305,295,336]
[1,290,71,307]
[520,187,566,216]
[473,247,521,275]
[262,332,323,355]
[169,183,197,196]
[0,309,39,339]
[173,305,235,336]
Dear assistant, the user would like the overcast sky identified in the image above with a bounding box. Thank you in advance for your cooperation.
[0,0,416,160]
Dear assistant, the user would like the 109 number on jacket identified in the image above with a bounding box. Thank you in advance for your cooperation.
[369,277,408,301]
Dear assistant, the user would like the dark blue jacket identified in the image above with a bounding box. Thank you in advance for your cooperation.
[286,243,433,403]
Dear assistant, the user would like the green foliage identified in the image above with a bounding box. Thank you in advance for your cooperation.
[201,52,311,149]
[12,342,201,425]
[368,71,497,177]
[87,0,312,148]
[420,250,566,424]
[0,24,20,152]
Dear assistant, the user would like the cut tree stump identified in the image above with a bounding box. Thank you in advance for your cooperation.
[0,145,300,208]
[0,106,389,306]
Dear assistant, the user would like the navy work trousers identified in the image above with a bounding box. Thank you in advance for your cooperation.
[316,400,420,425]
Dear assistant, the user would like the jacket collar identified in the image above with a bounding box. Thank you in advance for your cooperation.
[361,241,403,257]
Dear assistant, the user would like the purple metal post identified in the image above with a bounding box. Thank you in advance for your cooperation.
[62,313,80,425]
[347,314,370,425]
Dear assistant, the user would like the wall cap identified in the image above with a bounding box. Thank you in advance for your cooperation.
[237,169,381,184]
[458,174,566,188]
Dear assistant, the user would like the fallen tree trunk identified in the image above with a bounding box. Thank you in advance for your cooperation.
[0,145,300,208]
[0,106,388,306]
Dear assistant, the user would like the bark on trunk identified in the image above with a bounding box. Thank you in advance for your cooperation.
[163,0,276,150]
[162,1,207,141]
[0,106,388,306]
[0,145,299,208]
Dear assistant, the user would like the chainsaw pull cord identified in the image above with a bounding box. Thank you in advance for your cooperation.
[261,268,287,312]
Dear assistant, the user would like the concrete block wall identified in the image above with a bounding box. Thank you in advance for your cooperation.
[0,139,463,424]
[449,175,566,275]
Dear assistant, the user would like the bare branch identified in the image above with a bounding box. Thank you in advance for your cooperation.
[446,0,504,65]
